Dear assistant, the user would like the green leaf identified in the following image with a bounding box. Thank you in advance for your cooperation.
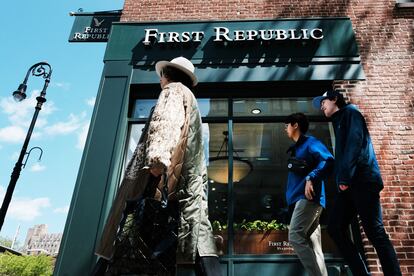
[0,252,53,276]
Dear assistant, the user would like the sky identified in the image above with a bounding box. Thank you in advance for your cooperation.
[0,1,124,247]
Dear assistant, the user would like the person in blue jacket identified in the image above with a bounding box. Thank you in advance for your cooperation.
[284,113,334,276]
[313,90,401,276]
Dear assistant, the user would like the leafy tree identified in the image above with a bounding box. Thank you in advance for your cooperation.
[0,252,53,276]
[0,236,13,248]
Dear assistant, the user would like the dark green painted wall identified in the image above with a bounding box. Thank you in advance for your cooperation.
[54,62,131,275]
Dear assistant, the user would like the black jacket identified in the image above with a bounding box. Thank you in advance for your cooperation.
[331,104,383,191]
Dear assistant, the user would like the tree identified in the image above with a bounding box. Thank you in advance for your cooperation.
[0,236,13,248]
[0,252,53,276]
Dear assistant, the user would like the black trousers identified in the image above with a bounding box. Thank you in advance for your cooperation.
[327,187,401,276]
[195,253,222,276]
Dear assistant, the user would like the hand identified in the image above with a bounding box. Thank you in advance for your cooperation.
[305,180,315,200]
[339,184,349,191]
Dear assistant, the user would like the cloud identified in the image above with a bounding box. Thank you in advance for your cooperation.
[0,90,56,128]
[29,163,46,172]
[0,126,26,143]
[86,97,96,107]
[51,81,70,91]
[0,186,50,221]
[53,205,69,214]
[0,91,55,143]
[0,91,90,148]
[77,122,90,150]
[44,112,86,136]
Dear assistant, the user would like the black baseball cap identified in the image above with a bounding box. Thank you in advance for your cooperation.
[312,90,342,109]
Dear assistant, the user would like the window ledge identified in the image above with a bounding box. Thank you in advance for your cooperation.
[396,0,414,8]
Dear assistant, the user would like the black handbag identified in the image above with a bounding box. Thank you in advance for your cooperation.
[287,157,310,176]
[287,147,311,176]
[108,174,179,276]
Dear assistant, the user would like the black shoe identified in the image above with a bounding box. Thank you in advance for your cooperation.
[90,257,109,276]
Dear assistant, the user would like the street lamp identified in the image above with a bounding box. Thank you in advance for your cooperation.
[0,62,52,231]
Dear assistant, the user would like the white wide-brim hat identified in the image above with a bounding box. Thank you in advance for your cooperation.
[155,56,198,87]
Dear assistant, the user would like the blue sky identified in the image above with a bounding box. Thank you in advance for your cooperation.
[0,1,123,246]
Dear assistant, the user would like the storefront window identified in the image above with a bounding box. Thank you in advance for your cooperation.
[128,96,339,257]
[132,98,228,119]
[233,98,321,117]
[205,123,229,255]
[198,99,228,117]
[132,99,156,118]
[227,122,339,256]
[125,124,145,165]
[230,122,292,254]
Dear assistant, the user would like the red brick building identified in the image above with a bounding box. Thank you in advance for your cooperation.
[57,1,414,275]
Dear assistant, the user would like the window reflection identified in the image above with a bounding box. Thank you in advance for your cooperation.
[132,99,156,118]
[127,97,340,257]
[228,122,339,256]
[198,99,228,117]
[124,124,145,165]
[207,124,229,255]
[132,98,227,119]
[233,98,321,117]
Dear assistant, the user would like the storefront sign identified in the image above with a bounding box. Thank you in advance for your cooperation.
[268,240,294,252]
[143,27,323,45]
[104,18,365,81]
[69,12,121,42]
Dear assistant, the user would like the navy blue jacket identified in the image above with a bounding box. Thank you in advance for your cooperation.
[331,104,384,191]
[286,135,334,208]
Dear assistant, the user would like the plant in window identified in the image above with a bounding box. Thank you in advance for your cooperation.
[212,219,287,232]
[212,220,223,232]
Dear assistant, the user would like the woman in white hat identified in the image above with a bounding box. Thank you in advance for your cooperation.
[93,57,221,276]
[150,56,221,275]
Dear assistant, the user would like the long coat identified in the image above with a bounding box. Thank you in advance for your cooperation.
[95,82,218,263]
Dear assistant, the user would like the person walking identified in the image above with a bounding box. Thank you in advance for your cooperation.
[312,90,402,276]
[93,56,221,276]
[284,113,334,276]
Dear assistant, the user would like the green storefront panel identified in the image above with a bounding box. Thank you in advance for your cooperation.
[56,17,364,275]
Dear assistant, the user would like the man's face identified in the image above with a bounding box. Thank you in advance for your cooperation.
[284,122,298,140]
[321,98,338,118]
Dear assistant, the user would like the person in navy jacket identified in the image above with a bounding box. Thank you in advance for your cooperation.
[313,90,401,276]
[284,113,334,276]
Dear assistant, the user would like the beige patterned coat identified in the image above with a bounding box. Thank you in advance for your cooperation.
[95,82,217,263]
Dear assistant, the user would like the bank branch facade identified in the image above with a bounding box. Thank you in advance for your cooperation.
[55,1,414,275]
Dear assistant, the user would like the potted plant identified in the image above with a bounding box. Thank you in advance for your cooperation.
[212,220,294,254]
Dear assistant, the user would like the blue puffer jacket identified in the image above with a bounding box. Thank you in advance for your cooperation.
[286,135,334,208]
[331,104,384,191]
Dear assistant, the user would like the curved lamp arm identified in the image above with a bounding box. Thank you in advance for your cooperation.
[22,147,44,169]
[13,62,52,102]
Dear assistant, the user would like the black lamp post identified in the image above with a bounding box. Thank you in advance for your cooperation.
[0,62,52,231]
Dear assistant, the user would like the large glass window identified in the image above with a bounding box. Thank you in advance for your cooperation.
[128,96,339,257]
[233,97,322,117]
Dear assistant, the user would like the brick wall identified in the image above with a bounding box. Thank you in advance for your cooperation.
[121,1,414,275]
